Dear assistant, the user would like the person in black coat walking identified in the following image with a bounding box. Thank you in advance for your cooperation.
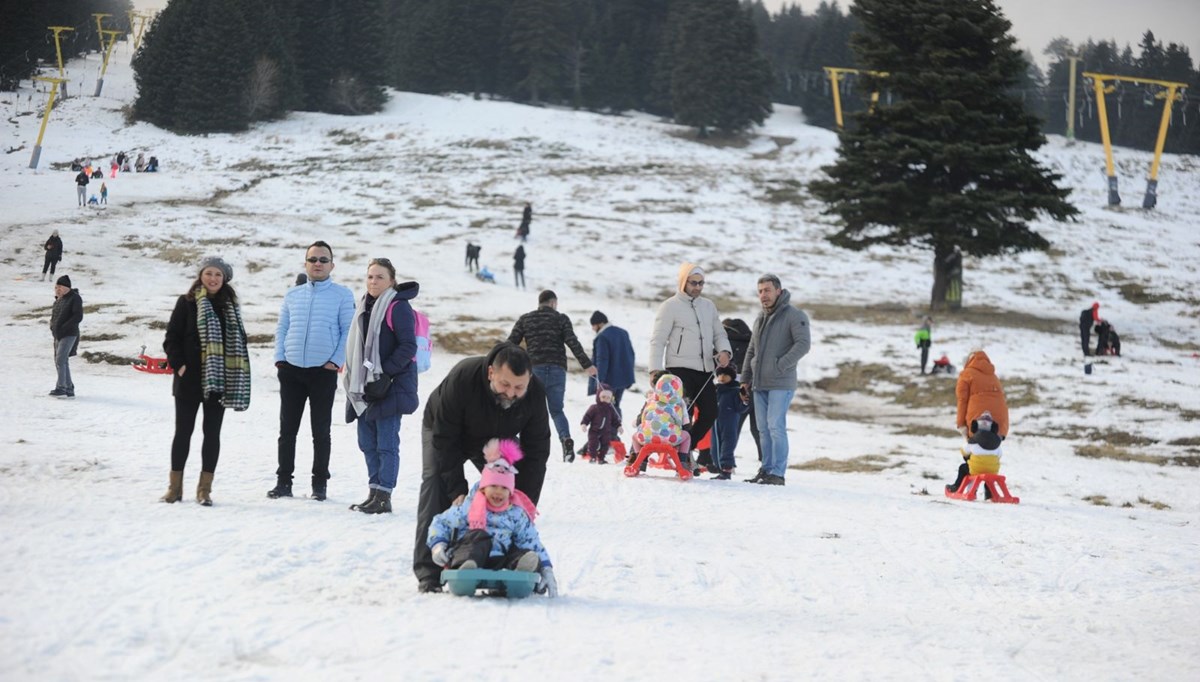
[160,257,251,506]
[1079,302,1099,357]
[75,171,89,207]
[516,202,532,241]
[513,244,526,289]
[42,230,63,280]
[49,275,83,397]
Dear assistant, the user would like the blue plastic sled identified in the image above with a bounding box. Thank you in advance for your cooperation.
[441,568,540,598]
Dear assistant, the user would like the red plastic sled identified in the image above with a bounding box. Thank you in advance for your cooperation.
[944,473,1019,504]
[623,440,692,481]
[133,353,172,374]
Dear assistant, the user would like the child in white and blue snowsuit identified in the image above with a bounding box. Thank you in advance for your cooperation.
[711,364,749,479]
[427,439,552,575]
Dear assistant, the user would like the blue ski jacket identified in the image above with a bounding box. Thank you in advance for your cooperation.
[275,278,355,368]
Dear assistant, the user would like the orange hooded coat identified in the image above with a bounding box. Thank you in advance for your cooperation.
[955,350,1009,438]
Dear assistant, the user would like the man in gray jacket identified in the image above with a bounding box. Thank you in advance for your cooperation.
[740,274,810,485]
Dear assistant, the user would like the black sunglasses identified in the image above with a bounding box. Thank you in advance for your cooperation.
[687,279,705,287]
[306,257,331,264]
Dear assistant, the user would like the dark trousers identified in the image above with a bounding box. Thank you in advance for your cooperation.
[918,340,931,373]
[586,431,614,459]
[1080,323,1091,357]
[171,394,226,472]
[448,529,534,570]
[276,363,338,485]
[670,366,717,453]
[514,267,525,288]
[42,255,59,275]
[414,426,547,584]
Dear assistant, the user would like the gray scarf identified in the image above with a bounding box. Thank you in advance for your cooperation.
[344,287,397,416]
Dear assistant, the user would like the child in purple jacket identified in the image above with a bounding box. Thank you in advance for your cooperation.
[580,383,622,464]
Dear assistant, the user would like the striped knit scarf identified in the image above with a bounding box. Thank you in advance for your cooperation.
[197,288,252,412]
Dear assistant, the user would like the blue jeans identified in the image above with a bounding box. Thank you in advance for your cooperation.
[753,389,795,477]
[54,336,76,392]
[357,413,401,492]
[532,364,570,441]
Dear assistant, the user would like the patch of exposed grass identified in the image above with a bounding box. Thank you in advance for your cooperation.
[245,261,267,274]
[1082,495,1110,506]
[804,303,1065,333]
[1118,396,1200,421]
[81,350,136,365]
[792,455,901,473]
[436,329,509,356]
[14,310,45,321]
[760,179,805,205]
[1154,336,1200,352]
[82,303,117,314]
[1137,496,1171,510]
[1169,437,1200,446]
[119,236,202,265]
[246,333,274,346]
[81,333,122,342]
[814,362,898,395]
[896,425,958,438]
[1003,377,1040,409]
[149,320,167,331]
[1074,443,1168,465]
[892,379,956,409]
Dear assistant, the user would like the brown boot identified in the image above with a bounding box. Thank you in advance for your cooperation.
[197,471,214,507]
[160,470,183,503]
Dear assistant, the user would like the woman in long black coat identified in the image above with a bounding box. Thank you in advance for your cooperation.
[161,257,251,506]
[42,230,63,280]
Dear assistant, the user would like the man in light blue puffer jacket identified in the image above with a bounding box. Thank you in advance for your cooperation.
[269,241,356,501]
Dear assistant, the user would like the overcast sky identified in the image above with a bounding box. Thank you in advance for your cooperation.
[761,0,1200,69]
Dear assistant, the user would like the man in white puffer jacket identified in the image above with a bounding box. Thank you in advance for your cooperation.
[648,262,732,468]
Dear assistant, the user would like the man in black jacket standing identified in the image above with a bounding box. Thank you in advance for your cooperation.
[508,290,597,461]
[50,275,83,397]
[413,343,553,593]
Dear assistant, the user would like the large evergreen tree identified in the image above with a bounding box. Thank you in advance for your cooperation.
[670,0,772,136]
[809,0,1078,310]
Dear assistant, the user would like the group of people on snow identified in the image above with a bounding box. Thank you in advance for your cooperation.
[41,205,1072,598]
[71,152,159,207]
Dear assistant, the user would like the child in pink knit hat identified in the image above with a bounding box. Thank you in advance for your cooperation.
[427,439,556,594]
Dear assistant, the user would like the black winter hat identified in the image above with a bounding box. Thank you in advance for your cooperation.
[56,275,71,288]
[590,310,608,326]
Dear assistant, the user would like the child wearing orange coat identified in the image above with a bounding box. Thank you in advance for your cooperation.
[948,350,1010,493]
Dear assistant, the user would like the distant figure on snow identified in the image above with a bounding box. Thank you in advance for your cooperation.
[465,242,480,272]
[75,169,89,206]
[100,182,108,205]
[135,153,146,172]
[516,202,531,242]
[1079,302,1100,357]
[513,244,526,289]
[42,229,63,281]
[915,315,932,374]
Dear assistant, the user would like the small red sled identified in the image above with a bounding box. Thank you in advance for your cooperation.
[132,345,172,375]
[944,473,1019,504]
[623,440,692,481]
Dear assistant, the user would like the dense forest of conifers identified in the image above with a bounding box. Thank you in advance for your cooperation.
[3,0,1197,153]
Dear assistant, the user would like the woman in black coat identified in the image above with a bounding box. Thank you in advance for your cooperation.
[42,230,63,280]
[161,256,250,506]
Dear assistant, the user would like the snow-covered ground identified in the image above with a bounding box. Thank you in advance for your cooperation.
[2,20,1199,682]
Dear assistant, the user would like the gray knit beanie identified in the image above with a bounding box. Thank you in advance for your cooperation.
[198,256,233,282]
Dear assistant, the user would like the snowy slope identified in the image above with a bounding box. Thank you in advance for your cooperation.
[1,20,1199,682]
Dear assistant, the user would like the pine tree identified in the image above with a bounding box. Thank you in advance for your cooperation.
[669,0,772,136]
[809,0,1078,310]
[504,0,570,103]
